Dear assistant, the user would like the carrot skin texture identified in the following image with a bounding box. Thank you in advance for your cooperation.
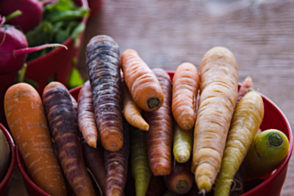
[214,90,264,196]
[43,82,95,196]
[78,80,99,148]
[143,68,173,176]
[121,49,164,111]
[164,161,193,195]
[82,140,106,196]
[173,122,193,163]
[172,62,200,130]
[86,35,123,152]
[122,78,149,131]
[146,176,166,196]
[192,47,239,194]
[104,119,130,196]
[130,126,152,196]
[4,83,67,196]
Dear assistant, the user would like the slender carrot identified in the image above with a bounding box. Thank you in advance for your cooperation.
[164,160,193,195]
[172,62,200,130]
[214,90,264,196]
[78,80,99,148]
[245,129,289,180]
[173,122,193,163]
[121,49,164,112]
[122,78,149,131]
[143,68,173,176]
[104,118,130,196]
[130,126,152,196]
[192,47,239,194]
[86,35,123,152]
[43,82,95,196]
[4,83,67,196]
[82,139,106,196]
[146,176,166,196]
[237,76,253,104]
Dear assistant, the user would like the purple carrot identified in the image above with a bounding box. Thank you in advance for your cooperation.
[42,82,95,196]
[104,119,130,196]
[78,80,98,148]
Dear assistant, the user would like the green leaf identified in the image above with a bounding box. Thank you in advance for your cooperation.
[68,68,84,89]
[71,23,85,47]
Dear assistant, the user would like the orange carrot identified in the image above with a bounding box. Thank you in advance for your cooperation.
[43,82,95,196]
[121,49,164,112]
[4,83,67,196]
[143,68,173,176]
[122,78,149,131]
[172,62,200,130]
[191,47,238,194]
[78,80,99,148]
[86,35,123,152]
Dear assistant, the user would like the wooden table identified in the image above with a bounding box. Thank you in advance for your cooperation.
[9,0,294,195]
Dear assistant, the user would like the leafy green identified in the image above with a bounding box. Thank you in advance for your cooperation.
[25,0,88,61]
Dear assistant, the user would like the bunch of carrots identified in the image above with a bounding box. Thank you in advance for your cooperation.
[3,34,290,196]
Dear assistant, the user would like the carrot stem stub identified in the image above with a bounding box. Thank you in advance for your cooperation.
[43,82,95,196]
[86,35,123,152]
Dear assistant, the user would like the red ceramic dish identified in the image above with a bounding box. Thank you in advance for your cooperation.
[16,71,293,196]
[0,123,16,196]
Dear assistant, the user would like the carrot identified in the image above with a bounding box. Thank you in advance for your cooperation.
[42,82,95,196]
[244,129,289,180]
[78,80,99,148]
[143,68,173,176]
[104,118,130,196]
[70,93,78,113]
[237,76,253,104]
[121,49,164,111]
[214,90,264,196]
[122,78,149,131]
[146,176,166,196]
[173,122,193,163]
[4,83,67,196]
[164,160,193,195]
[82,139,106,196]
[191,47,239,194]
[130,126,152,196]
[86,35,123,152]
[172,62,200,130]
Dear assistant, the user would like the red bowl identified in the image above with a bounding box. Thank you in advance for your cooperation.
[88,0,103,19]
[16,71,293,196]
[0,123,16,196]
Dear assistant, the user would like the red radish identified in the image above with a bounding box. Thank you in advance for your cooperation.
[0,0,56,32]
[0,25,67,74]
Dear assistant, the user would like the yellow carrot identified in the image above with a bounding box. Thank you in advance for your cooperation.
[214,90,264,196]
[192,47,238,194]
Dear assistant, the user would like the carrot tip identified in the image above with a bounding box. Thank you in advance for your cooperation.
[102,135,123,152]
[142,124,149,131]
[176,180,190,194]
[88,138,97,148]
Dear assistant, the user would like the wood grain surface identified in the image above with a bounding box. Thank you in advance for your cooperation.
[9,0,294,195]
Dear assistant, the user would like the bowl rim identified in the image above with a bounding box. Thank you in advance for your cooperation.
[0,123,16,189]
[26,0,89,66]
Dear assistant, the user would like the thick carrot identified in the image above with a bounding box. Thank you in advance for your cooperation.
[4,83,67,196]
[82,139,106,196]
[122,78,149,131]
[86,35,123,152]
[173,122,193,163]
[191,47,239,194]
[214,90,264,196]
[172,62,200,130]
[121,49,164,111]
[244,129,289,180]
[42,82,95,196]
[104,118,130,196]
[78,80,99,148]
[130,126,152,196]
[143,68,173,176]
[237,76,253,104]
[146,176,166,196]
[164,160,193,195]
